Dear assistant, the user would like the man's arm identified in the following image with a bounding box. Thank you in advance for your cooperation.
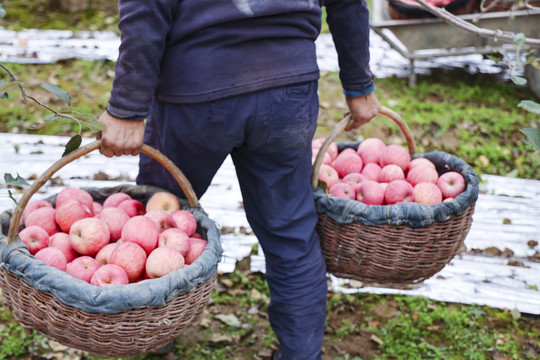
[98,0,179,157]
[324,0,381,130]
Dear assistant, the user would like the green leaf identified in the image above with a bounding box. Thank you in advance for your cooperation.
[4,173,29,186]
[41,83,71,106]
[513,33,526,52]
[7,190,23,211]
[487,55,501,64]
[510,308,521,321]
[520,128,540,150]
[0,91,8,99]
[510,76,527,86]
[518,100,540,114]
[83,118,106,133]
[62,134,82,156]
[0,4,6,18]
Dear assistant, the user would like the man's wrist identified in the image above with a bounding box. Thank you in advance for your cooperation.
[343,83,376,98]
[106,105,147,121]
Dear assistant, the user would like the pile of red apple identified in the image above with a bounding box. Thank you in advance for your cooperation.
[313,137,466,206]
[17,188,207,287]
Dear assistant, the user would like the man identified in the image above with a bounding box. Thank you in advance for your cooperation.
[97,0,380,358]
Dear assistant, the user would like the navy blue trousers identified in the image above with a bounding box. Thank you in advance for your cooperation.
[136,81,327,359]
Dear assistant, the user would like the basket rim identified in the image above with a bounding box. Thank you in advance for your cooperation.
[314,150,479,228]
[0,184,223,314]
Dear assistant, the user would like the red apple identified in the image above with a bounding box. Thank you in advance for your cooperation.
[92,201,103,216]
[329,182,356,200]
[55,187,94,210]
[380,144,411,172]
[102,192,132,208]
[146,247,185,279]
[413,182,443,205]
[332,149,363,178]
[18,225,50,255]
[145,191,181,214]
[318,163,340,190]
[22,199,53,225]
[55,199,93,233]
[437,171,466,199]
[95,242,120,265]
[312,137,338,161]
[110,241,147,282]
[66,256,101,283]
[361,163,382,181]
[406,165,439,187]
[384,180,414,205]
[35,247,67,271]
[356,180,385,205]
[121,215,160,255]
[90,264,130,286]
[117,199,146,217]
[409,157,436,171]
[145,209,172,233]
[185,238,208,265]
[357,137,386,164]
[378,164,405,183]
[342,172,367,194]
[167,210,197,237]
[49,232,78,262]
[69,217,111,256]
[98,206,130,241]
[311,148,332,165]
[24,206,60,236]
[159,228,191,257]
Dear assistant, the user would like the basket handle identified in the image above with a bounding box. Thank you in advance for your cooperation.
[311,106,416,189]
[7,140,198,244]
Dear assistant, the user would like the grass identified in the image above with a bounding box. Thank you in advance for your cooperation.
[1,265,539,359]
[1,61,538,178]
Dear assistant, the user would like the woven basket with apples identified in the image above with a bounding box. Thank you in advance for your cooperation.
[312,107,479,287]
[0,140,222,357]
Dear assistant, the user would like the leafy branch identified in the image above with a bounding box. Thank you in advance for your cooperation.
[0,63,104,136]
[395,0,540,150]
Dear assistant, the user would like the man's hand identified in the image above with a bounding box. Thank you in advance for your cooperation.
[344,92,381,131]
[96,111,145,157]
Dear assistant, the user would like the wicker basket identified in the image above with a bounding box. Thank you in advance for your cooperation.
[0,140,220,357]
[311,107,479,287]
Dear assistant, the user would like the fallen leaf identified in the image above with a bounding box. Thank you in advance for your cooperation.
[215,313,241,328]
[370,334,384,345]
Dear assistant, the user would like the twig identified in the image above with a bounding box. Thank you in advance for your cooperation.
[0,62,81,123]
[394,0,540,46]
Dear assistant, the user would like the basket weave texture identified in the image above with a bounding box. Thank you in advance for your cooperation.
[312,109,479,287]
[315,150,478,286]
[0,267,216,357]
[0,141,222,357]
[0,184,221,356]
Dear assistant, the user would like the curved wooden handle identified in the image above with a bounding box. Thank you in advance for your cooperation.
[311,106,416,189]
[7,140,198,244]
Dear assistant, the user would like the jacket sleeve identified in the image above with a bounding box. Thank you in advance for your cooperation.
[107,0,180,120]
[323,0,375,96]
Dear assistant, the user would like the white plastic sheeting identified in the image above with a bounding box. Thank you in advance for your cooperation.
[0,134,539,314]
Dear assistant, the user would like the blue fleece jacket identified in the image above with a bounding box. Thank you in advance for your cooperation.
[107,0,374,120]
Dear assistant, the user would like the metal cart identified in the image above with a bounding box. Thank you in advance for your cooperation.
[370,0,540,98]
